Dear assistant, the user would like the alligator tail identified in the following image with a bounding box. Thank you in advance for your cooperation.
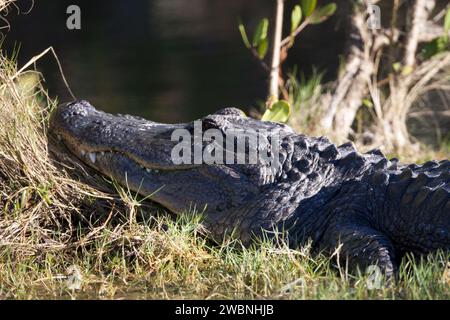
[381,159,450,253]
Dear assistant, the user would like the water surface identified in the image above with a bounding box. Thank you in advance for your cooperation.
[4,0,345,122]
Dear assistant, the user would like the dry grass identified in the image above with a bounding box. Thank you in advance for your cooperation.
[0,57,113,253]
[0,0,20,31]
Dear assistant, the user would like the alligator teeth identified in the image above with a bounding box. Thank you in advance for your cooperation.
[100,151,105,156]
[145,169,160,173]
[57,135,62,141]
[80,150,86,156]
[88,152,96,163]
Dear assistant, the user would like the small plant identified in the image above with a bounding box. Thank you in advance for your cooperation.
[238,0,336,122]
[421,7,450,59]
[261,100,291,123]
[286,68,324,133]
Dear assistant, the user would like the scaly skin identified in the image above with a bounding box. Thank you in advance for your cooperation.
[50,101,450,278]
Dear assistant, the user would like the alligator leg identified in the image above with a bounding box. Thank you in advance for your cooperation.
[322,216,397,280]
[319,181,397,280]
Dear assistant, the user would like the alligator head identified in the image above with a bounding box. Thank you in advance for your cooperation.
[50,100,297,239]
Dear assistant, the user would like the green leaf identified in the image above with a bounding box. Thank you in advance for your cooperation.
[422,41,438,59]
[444,7,450,32]
[257,38,269,59]
[301,0,317,17]
[362,99,373,108]
[261,100,291,123]
[401,65,413,76]
[252,18,269,47]
[436,36,449,51]
[309,3,337,24]
[291,5,302,33]
[392,62,401,72]
[422,37,449,59]
[238,22,251,49]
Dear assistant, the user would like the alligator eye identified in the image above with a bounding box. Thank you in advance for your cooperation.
[202,117,221,131]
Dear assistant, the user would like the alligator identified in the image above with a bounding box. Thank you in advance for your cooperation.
[50,100,450,279]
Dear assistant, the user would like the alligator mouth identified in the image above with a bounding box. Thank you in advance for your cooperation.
[70,147,197,173]
[75,149,162,173]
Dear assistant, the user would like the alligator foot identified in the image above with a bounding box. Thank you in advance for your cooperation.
[323,214,396,281]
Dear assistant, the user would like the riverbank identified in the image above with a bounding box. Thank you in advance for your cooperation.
[0,52,449,299]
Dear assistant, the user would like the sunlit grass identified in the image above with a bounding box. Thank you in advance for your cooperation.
[0,214,448,299]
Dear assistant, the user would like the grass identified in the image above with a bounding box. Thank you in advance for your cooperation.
[0,50,449,300]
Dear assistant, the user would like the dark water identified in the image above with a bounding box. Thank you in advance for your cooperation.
[3,0,346,122]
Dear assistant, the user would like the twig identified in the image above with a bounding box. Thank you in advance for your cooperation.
[403,0,435,68]
[280,20,309,48]
[432,3,450,22]
[249,48,270,72]
[268,0,284,101]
